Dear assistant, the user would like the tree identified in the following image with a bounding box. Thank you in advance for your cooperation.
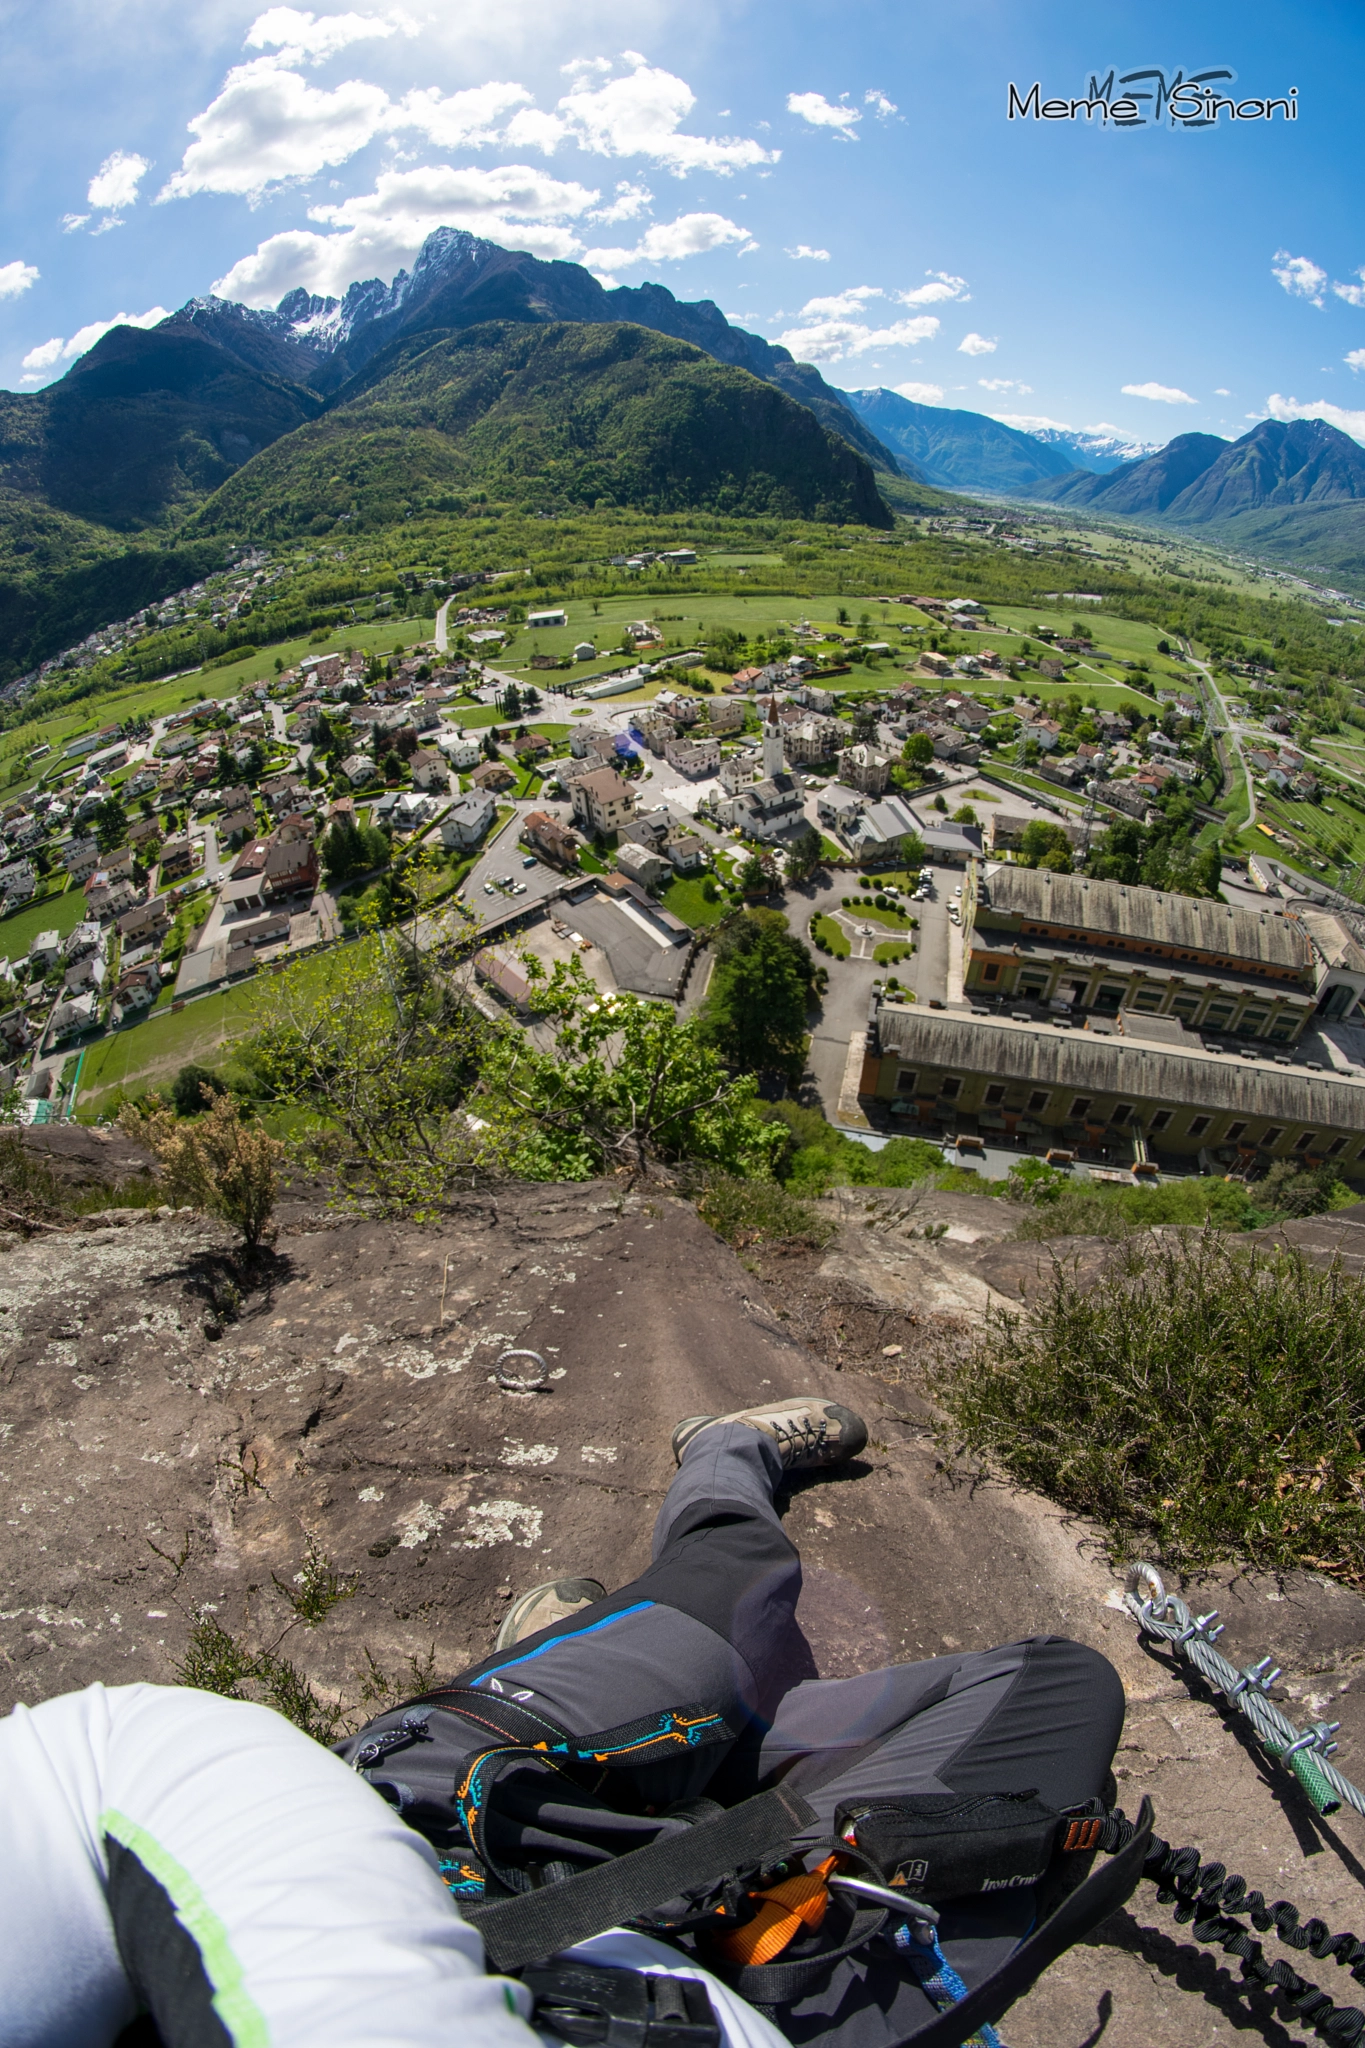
[783,829,823,886]
[951,804,977,826]
[738,852,773,896]
[171,1064,226,1116]
[700,910,817,1088]
[93,795,128,853]
[119,1092,282,1252]
[1018,820,1073,871]
[903,733,934,767]
[899,831,928,870]
[478,964,785,1182]
[250,920,484,1213]
[321,817,389,884]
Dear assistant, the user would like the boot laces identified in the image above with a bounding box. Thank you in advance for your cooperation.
[772,1412,828,1463]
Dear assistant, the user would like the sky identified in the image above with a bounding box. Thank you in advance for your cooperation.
[3,0,1365,447]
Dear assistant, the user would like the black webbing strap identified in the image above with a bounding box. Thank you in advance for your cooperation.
[884,1795,1155,2048]
[464,1783,818,1972]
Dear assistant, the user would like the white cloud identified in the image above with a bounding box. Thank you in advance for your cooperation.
[787,92,860,136]
[957,331,996,356]
[583,211,750,276]
[786,244,830,261]
[395,82,535,150]
[157,55,393,200]
[892,381,944,404]
[1272,250,1327,306]
[87,151,149,212]
[0,260,39,300]
[993,412,1073,431]
[245,7,414,62]
[550,63,777,174]
[20,305,169,382]
[864,89,898,117]
[1347,351,1365,373]
[61,213,89,233]
[1333,269,1365,309]
[1264,393,1365,444]
[776,312,939,363]
[978,377,1031,394]
[1121,381,1196,403]
[799,285,881,318]
[1214,386,1231,395]
[897,272,969,306]
[214,162,600,303]
[588,181,652,225]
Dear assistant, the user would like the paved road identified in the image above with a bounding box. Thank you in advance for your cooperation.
[434,597,452,654]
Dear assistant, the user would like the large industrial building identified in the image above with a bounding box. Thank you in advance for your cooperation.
[962,865,1365,1042]
[860,1004,1365,1178]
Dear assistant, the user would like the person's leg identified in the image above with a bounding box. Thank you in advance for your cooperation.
[0,1681,538,2048]
[341,1400,864,1833]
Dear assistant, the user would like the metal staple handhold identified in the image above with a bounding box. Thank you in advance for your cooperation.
[495,1348,552,1392]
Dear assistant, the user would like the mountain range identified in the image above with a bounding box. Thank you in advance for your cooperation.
[842,389,1159,494]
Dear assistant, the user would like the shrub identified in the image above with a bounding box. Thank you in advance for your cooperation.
[874,893,888,910]
[932,1233,1365,1582]
[171,1064,226,1117]
[119,1092,283,1250]
[697,1174,835,1251]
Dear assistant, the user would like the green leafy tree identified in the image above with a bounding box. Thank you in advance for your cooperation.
[899,831,928,869]
[478,963,783,1182]
[700,909,816,1088]
[1018,820,1073,872]
[783,829,823,886]
[93,794,128,852]
[902,732,934,768]
[321,817,390,885]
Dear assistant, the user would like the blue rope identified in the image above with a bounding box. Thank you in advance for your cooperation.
[892,1921,1004,2048]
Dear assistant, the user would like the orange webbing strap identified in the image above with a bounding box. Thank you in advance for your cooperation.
[712,1854,841,1967]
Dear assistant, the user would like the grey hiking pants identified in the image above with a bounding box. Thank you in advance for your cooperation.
[347,1424,1126,2048]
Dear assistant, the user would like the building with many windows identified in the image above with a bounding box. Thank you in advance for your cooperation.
[962,864,1365,1041]
[861,1004,1365,1179]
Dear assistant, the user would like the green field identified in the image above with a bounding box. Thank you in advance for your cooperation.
[811,912,850,957]
[660,875,726,927]
[75,979,269,1117]
[0,881,85,961]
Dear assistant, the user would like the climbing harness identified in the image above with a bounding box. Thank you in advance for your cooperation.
[1123,1562,1365,1819]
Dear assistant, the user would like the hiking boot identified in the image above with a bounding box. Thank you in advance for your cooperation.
[493,1577,606,1652]
[670,1396,868,1473]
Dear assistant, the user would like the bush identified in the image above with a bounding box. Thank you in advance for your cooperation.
[119,1092,283,1250]
[171,1064,226,1117]
[932,1233,1365,1583]
[697,1174,835,1251]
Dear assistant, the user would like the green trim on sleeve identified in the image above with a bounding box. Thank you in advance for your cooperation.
[101,1807,270,2048]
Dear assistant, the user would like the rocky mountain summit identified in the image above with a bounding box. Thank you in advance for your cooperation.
[6,1152,1365,2045]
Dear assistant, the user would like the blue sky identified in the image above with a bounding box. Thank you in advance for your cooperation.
[3,0,1364,446]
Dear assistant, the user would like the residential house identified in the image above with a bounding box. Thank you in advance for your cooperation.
[654,690,701,726]
[570,767,636,837]
[286,700,326,739]
[520,811,580,868]
[636,711,675,755]
[513,732,552,761]
[569,724,617,759]
[721,773,805,843]
[471,760,517,793]
[440,790,497,850]
[159,834,197,882]
[664,735,720,778]
[49,991,99,1041]
[261,819,320,901]
[841,795,926,862]
[85,879,139,921]
[63,921,103,963]
[1020,716,1063,752]
[63,948,108,995]
[784,716,842,766]
[341,755,379,789]
[0,858,36,905]
[118,896,174,949]
[111,964,160,1026]
[409,749,449,792]
[705,696,748,732]
[616,842,670,889]
[124,768,158,800]
[435,729,482,770]
[919,652,953,678]
[29,929,62,971]
[392,793,439,831]
[218,806,257,846]
[817,784,865,833]
[668,835,707,873]
[127,817,161,851]
[838,744,890,796]
[260,772,306,816]
[1095,780,1152,821]
[62,841,100,885]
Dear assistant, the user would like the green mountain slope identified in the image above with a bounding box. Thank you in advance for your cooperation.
[0,321,323,533]
[191,321,893,537]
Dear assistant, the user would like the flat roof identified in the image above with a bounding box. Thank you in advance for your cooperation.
[875,1004,1365,1131]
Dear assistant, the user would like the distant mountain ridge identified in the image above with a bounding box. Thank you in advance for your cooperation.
[169,228,907,478]
[1037,418,1365,521]
[842,389,1079,494]
[190,319,893,537]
